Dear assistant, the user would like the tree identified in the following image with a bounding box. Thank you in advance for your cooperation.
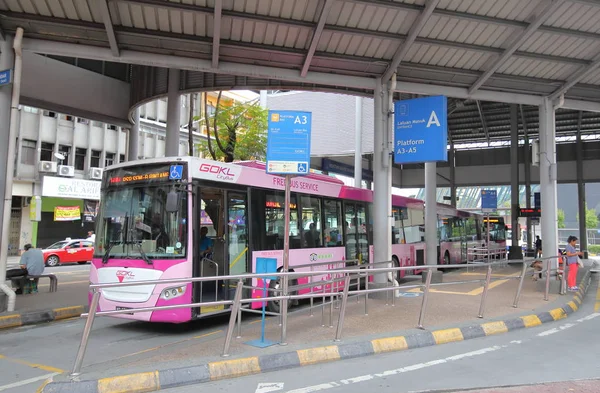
[197,92,268,162]
[576,204,599,229]
[557,209,566,229]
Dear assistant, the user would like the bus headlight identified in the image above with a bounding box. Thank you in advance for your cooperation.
[160,285,186,300]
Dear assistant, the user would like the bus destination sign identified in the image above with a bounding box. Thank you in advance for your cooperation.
[104,164,187,187]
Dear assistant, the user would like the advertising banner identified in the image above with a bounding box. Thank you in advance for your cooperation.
[54,206,81,221]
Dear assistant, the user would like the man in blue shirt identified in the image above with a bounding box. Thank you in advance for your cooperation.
[199,226,213,258]
[6,244,45,294]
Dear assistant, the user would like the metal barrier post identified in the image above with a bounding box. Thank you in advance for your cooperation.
[477,264,493,318]
[513,262,527,308]
[309,266,314,316]
[560,256,567,295]
[364,269,369,316]
[417,267,433,329]
[334,275,351,342]
[222,279,243,357]
[71,290,101,377]
[329,280,334,328]
[236,304,242,338]
[544,259,551,301]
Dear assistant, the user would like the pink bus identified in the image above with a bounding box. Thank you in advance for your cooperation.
[91,157,500,323]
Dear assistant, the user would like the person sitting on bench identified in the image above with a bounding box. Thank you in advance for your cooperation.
[6,244,45,294]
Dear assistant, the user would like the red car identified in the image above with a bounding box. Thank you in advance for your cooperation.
[43,239,94,267]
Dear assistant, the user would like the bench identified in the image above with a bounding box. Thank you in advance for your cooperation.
[13,274,58,293]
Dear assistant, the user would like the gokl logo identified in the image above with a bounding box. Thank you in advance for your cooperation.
[199,163,238,181]
[116,270,135,283]
[309,253,318,262]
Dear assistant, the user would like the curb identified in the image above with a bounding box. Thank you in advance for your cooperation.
[41,271,593,393]
[0,305,87,330]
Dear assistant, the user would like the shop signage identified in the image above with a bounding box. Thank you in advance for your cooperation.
[42,176,101,200]
[54,206,81,221]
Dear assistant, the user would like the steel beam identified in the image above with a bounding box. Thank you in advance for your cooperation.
[476,100,490,144]
[468,0,565,95]
[549,54,600,100]
[97,0,120,57]
[382,0,439,83]
[212,0,222,69]
[301,0,333,77]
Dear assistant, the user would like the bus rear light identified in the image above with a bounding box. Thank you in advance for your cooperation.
[160,285,186,300]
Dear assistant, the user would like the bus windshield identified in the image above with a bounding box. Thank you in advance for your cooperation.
[94,185,188,260]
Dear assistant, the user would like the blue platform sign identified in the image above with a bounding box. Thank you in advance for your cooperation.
[169,165,183,180]
[0,69,12,86]
[266,110,312,175]
[481,189,497,213]
[394,96,448,164]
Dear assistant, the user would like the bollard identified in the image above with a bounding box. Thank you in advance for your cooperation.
[364,269,369,316]
[513,262,528,308]
[236,303,242,338]
[477,264,493,318]
[222,280,243,357]
[71,290,101,377]
[417,268,433,329]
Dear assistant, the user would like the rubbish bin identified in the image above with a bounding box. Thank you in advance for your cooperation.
[525,248,536,258]
[0,291,6,313]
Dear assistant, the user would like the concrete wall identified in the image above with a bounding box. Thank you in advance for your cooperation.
[21,52,130,126]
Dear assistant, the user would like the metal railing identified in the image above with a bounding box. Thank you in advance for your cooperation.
[69,255,567,378]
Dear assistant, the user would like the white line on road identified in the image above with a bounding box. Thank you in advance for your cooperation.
[577,313,600,322]
[255,383,285,393]
[285,346,507,393]
[0,372,59,391]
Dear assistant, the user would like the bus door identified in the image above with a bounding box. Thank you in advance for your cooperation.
[225,191,248,299]
[343,202,369,264]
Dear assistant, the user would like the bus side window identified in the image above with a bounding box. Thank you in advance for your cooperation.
[323,199,343,247]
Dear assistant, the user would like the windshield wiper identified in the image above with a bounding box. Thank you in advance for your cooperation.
[132,241,153,265]
[102,240,122,265]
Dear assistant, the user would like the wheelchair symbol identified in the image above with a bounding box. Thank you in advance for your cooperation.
[169,165,183,180]
[297,163,307,173]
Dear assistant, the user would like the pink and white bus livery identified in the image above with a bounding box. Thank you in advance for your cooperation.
[91,157,499,323]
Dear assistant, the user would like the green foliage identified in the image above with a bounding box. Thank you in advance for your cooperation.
[197,93,268,163]
[557,209,565,229]
[588,244,600,255]
[576,204,599,229]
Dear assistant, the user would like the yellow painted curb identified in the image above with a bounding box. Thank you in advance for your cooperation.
[432,328,464,345]
[371,336,408,353]
[0,314,22,329]
[53,306,84,320]
[567,300,579,312]
[481,321,508,336]
[97,371,159,393]
[208,357,261,380]
[520,314,542,328]
[549,308,567,321]
[297,346,340,366]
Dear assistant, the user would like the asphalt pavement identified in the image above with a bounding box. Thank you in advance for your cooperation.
[161,276,600,393]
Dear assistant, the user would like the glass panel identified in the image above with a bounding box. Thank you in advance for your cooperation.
[323,199,343,247]
[356,204,369,263]
[264,193,299,250]
[95,186,188,259]
[228,193,248,275]
[344,203,356,260]
[300,196,322,248]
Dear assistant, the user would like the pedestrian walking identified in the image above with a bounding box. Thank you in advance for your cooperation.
[565,235,584,291]
[535,235,542,258]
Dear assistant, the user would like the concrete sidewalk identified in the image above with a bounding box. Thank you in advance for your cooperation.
[41,263,594,393]
[1,262,90,329]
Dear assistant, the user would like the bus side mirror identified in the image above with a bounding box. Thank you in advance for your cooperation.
[166,191,179,213]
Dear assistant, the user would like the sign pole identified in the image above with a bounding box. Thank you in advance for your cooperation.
[486,214,490,261]
[281,175,291,345]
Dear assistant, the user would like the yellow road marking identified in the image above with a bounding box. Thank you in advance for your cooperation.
[460,272,519,277]
[468,271,521,295]
[98,371,159,393]
[0,354,64,373]
[432,328,464,344]
[595,286,600,312]
[404,271,520,296]
[372,336,408,353]
[209,357,261,380]
[297,346,340,365]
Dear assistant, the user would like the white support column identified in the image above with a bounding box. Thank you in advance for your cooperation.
[449,143,456,207]
[509,104,523,259]
[539,97,559,268]
[128,107,140,161]
[354,96,363,188]
[260,90,268,108]
[425,162,437,266]
[165,68,181,157]
[372,78,390,284]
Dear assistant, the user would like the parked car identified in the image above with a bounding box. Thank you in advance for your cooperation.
[43,239,94,267]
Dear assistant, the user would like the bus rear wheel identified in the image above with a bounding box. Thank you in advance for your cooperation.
[267,277,299,314]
